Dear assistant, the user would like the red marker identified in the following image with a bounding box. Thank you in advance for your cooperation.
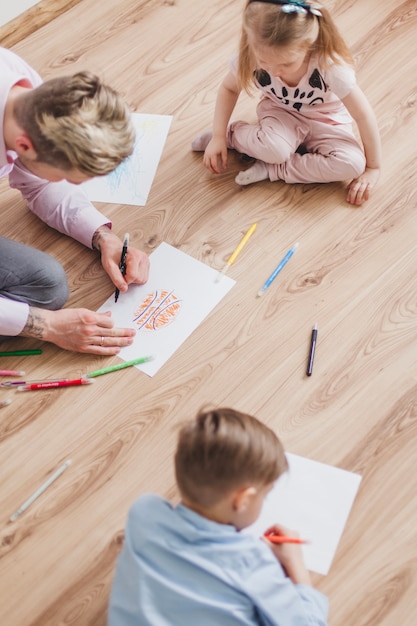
[0,370,25,376]
[17,378,94,391]
[264,531,307,545]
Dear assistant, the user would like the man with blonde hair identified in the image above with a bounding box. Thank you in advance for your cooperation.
[1,46,149,353]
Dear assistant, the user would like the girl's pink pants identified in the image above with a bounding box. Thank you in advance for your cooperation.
[227,98,366,183]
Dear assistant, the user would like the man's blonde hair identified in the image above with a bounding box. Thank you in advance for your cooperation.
[14,71,135,176]
[175,407,288,508]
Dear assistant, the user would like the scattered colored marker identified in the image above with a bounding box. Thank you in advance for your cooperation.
[257,243,299,297]
[17,378,94,391]
[216,222,257,282]
[1,378,65,388]
[86,355,154,378]
[9,460,72,522]
[306,323,318,376]
[0,349,42,357]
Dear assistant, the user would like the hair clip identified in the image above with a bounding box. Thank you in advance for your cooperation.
[249,1,322,18]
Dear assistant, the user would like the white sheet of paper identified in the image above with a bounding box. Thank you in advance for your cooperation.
[81,113,172,206]
[98,242,235,376]
[243,453,362,575]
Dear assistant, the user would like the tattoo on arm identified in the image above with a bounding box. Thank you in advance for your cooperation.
[92,226,112,252]
[23,308,45,340]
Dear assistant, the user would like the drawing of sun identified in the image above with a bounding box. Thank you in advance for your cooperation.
[133,290,182,331]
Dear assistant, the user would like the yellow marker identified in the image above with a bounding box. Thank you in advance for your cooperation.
[216,222,257,282]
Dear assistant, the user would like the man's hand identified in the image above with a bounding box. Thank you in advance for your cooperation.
[22,307,136,354]
[93,226,150,294]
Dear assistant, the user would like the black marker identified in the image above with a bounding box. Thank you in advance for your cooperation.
[115,233,129,302]
[306,323,318,376]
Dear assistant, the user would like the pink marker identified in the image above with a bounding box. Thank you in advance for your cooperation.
[0,370,25,376]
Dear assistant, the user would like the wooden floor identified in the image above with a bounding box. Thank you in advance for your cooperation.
[1,1,417,624]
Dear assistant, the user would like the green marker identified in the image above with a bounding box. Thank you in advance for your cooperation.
[86,355,154,378]
[0,349,42,357]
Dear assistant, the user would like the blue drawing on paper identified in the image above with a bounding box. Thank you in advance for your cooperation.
[82,113,172,206]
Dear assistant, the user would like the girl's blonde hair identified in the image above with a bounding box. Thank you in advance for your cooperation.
[238,1,353,92]
[14,71,135,177]
[175,407,288,508]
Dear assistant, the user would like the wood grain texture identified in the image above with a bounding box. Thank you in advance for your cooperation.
[1,1,417,625]
[0,0,83,48]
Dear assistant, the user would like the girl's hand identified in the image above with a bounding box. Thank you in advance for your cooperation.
[346,167,381,206]
[203,137,228,174]
[262,524,311,585]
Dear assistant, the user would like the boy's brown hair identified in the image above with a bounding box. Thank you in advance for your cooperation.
[175,407,288,507]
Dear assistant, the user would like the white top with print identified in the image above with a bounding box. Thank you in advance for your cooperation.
[230,54,356,125]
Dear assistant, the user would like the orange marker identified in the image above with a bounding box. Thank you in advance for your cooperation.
[264,531,308,545]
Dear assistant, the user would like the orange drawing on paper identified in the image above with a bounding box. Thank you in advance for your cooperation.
[133,290,182,331]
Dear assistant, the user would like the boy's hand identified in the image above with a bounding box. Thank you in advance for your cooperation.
[263,524,312,586]
[346,167,380,206]
[203,137,228,174]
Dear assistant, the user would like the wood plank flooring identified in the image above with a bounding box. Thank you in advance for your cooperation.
[0,0,83,48]
[0,1,417,625]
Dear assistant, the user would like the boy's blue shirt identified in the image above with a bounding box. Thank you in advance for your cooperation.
[108,494,328,626]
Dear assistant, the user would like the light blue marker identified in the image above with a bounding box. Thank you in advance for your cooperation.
[257,243,299,297]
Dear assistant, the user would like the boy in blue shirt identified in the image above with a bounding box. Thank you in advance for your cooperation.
[108,407,328,625]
